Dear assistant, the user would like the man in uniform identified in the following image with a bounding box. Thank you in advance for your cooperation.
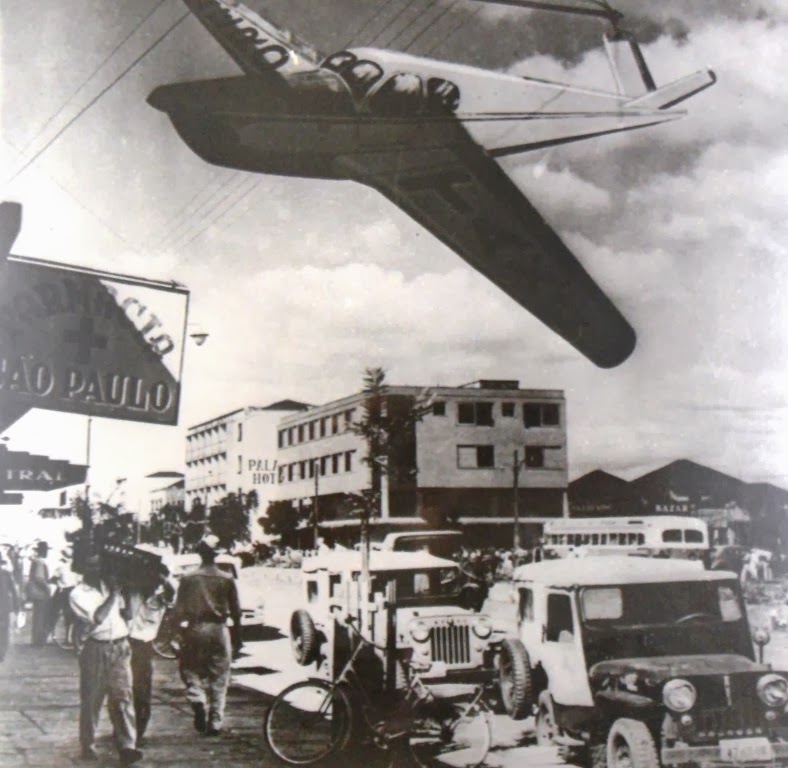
[69,556,142,765]
[172,535,241,736]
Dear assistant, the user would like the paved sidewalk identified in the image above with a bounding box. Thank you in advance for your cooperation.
[0,625,270,767]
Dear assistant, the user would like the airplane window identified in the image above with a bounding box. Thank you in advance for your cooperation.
[345,61,384,95]
[427,78,460,113]
[322,51,357,72]
[368,73,423,115]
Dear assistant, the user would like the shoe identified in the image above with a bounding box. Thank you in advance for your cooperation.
[205,727,222,737]
[119,747,143,766]
[79,746,98,762]
[192,703,206,734]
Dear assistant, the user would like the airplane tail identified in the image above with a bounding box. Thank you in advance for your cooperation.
[604,29,716,109]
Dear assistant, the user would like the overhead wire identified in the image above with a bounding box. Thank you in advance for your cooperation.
[7,9,190,184]
[340,0,391,48]
[401,0,462,52]
[423,4,483,56]
[20,0,173,156]
[371,0,422,47]
[387,0,439,49]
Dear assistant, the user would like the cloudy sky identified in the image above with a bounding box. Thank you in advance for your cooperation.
[1,0,787,511]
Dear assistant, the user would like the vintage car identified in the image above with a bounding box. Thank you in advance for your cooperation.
[289,549,513,691]
[499,556,787,768]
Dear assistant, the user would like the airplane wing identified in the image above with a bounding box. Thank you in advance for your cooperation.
[335,138,635,368]
[181,0,322,78]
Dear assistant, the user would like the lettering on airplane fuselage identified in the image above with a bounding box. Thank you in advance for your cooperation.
[196,0,291,70]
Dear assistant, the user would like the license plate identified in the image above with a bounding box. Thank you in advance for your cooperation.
[719,738,774,762]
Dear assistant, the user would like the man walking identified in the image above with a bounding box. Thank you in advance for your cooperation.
[27,541,52,646]
[173,535,241,736]
[69,556,142,765]
[0,552,19,662]
[126,564,175,746]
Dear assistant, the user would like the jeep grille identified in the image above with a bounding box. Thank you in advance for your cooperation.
[430,624,471,665]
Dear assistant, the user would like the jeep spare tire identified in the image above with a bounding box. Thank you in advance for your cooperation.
[498,637,533,720]
[290,609,318,666]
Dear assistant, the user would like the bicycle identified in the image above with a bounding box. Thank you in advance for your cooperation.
[264,617,492,768]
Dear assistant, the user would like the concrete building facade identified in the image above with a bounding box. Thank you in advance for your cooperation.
[184,400,309,513]
[274,379,568,546]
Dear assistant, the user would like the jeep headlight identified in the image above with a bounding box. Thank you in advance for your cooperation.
[663,679,697,713]
[757,674,788,707]
[472,616,492,639]
[408,619,430,643]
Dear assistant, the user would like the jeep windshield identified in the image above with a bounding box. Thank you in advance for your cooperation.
[579,580,754,664]
[366,567,462,601]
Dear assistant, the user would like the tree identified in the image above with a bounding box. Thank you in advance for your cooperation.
[208,492,255,550]
[260,500,302,542]
[348,367,432,575]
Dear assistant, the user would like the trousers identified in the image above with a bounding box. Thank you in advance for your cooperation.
[179,623,231,730]
[129,639,154,741]
[79,637,137,752]
[0,615,9,661]
[30,598,50,646]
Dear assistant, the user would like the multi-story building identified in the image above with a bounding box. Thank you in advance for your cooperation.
[184,400,309,517]
[274,379,568,546]
[148,476,185,517]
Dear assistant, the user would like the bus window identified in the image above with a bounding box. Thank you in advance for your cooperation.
[600,534,608,545]
[662,529,682,543]
[368,73,423,115]
[684,529,704,543]
[322,51,357,72]
[321,51,383,99]
[582,534,591,545]
[426,77,460,113]
[591,534,599,545]
[627,533,638,545]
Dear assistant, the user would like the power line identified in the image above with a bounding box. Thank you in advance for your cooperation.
[20,0,173,155]
[341,0,391,48]
[423,5,482,56]
[8,10,189,184]
[401,0,461,52]
[156,173,245,250]
[371,0,421,47]
[387,1,435,49]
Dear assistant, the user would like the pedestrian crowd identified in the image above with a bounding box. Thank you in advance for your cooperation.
[0,534,242,767]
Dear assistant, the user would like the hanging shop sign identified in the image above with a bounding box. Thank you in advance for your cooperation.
[0,445,88,491]
[0,254,189,426]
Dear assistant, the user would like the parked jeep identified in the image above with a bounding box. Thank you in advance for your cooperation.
[289,550,511,691]
[499,556,788,768]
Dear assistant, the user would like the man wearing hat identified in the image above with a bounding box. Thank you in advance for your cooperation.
[27,541,52,646]
[0,550,20,662]
[69,555,142,765]
[172,535,241,736]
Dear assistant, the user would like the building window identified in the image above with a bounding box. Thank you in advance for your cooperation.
[344,409,355,428]
[331,414,339,435]
[298,424,304,443]
[332,454,340,474]
[237,455,242,474]
[457,445,495,469]
[524,403,561,428]
[299,461,307,480]
[432,401,446,416]
[320,418,327,438]
[309,459,316,479]
[237,423,243,442]
[524,446,544,468]
[345,450,354,472]
[319,456,328,476]
[457,401,494,426]
[308,421,315,440]
[288,427,295,445]
[501,402,515,417]
[278,430,285,448]
[288,464,295,482]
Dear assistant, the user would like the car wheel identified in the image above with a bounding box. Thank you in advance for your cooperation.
[535,690,558,746]
[290,609,318,666]
[498,637,533,720]
[606,719,659,768]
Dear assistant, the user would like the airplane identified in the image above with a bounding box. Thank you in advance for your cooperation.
[148,0,715,368]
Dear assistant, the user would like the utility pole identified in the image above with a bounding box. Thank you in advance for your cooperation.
[312,461,319,549]
[513,449,521,552]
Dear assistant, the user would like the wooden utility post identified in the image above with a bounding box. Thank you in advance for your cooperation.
[312,462,319,548]
[513,449,521,552]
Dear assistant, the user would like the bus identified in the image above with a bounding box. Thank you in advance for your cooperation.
[542,515,710,561]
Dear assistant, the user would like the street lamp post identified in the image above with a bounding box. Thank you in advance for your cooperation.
[312,462,319,549]
[513,449,521,552]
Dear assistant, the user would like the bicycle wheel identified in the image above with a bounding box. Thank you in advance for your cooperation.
[264,679,353,765]
[52,611,74,650]
[406,697,492,768]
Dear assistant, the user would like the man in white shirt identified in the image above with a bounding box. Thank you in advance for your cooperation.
[69,555,142,766]
[126,566,175,746]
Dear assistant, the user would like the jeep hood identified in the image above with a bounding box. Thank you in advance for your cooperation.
[590,654,767,686]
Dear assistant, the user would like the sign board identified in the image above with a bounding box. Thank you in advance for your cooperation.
[0,445,88,490]
[0,255,189,425]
